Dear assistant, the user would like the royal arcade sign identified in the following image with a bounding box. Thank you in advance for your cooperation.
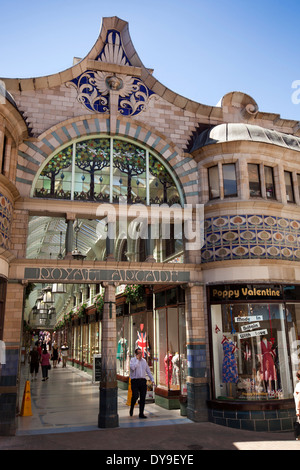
[23,266,192,284]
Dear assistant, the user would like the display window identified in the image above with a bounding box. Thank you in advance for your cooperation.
[116,314,130,376]
[210,284,300,402]
[74,325,81,361]
[82,324,88,364]
[89,321,101,360]
[130,310,154,366]
[153,287,187,394]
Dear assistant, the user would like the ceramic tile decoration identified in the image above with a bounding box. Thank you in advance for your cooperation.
[202,214,300,262]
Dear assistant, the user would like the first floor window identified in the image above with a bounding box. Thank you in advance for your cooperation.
[285,170,295,203]
[248,163,261,197]
[223,163,237,197]
[264,166,275,199]
[208,165,220,200]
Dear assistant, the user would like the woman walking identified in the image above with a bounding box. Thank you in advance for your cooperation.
[52,342,59,368]
[40,346,51,381]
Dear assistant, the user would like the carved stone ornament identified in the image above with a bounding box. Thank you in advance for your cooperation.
[67,30,156,117]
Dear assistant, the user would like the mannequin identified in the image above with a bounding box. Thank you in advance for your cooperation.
[260,337,276,392]
[172,352,180,385]
[164,351,173,386]
[117,337,128,374]
[222,336,239,396]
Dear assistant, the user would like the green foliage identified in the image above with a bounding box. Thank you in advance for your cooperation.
[95,293,104,314]
[124,285,144,304]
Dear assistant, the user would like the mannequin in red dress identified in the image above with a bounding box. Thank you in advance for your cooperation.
[164,352,173,387]
[260,337,276,391]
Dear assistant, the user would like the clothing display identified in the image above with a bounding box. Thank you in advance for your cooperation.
[222,340,239,384]
[117,338,127,360]
[260,338,277,382]
[172,352,180,385]
[164,352,173,386]
[136,331,149,358]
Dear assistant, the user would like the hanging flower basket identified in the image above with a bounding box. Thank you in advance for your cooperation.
[75,303,87,319]
[95,293,104,314]
[124,285,144,304]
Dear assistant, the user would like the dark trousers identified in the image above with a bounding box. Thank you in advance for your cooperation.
[130,378,147,416]
[42,365,48,379]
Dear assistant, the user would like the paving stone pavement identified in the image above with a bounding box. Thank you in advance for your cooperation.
[0,364,298,451]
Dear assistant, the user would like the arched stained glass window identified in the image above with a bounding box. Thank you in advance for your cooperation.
[113,139,146,204]
[34,145,73,199]
[32,137,182,206]
[74,138,110,202]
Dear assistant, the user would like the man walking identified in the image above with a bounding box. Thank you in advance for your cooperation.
[130,348,155,419]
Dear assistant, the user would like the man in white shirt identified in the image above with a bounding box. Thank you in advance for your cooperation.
[130,348,155,419]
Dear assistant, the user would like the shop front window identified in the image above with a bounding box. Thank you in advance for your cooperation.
[285,303,300,391]
[90,321,100,361]
[130,310,154,366]
[116,314,130,376]
[154,288,187,394]
[211,302,293,400]
[74,325,81,361]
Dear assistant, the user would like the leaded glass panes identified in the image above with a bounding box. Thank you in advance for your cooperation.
[34,145,72,199]
[33,137,182,206]
[149,154,180,205]
[74,139,110,201]
[113,139,146,204]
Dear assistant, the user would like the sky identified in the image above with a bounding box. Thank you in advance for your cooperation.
[1,0,300,121]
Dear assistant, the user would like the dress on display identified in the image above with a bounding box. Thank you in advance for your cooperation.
[260,338,276,382]
[117,338,127,360]
[164,353,173,386]
[222,340,239,384]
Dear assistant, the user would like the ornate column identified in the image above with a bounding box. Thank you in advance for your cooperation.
[0,281,25,435]
[105,222,115,260]
[98,282,119,428]
[184,282,209,422]
[64,214,75,259]
[145,224,156,262]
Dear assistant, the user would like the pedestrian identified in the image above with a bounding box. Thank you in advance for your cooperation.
[37,341,42,360]
[29,346,39,381]
[129,347,155,419]
[61,342,69,368]
[52,342,59,368]
[40,346,51,381]
[294,370,300,439]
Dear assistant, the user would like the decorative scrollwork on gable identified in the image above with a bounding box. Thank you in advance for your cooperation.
[67,30,156,117]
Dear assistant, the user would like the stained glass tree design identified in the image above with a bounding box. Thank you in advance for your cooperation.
[113,140,146,203]
[149,154,179,204]
[75,138,110,200]
[39,146,73,197]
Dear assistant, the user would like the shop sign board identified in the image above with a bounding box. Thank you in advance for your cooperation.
[24,267,191,284]
[93,354,102,383]
[240,322,261,332]
[238,328,268,340]
[235,316,263,323]
[210,284,282,301]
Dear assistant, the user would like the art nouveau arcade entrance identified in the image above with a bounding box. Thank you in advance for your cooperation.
[19,261,205,430]
[8,188,204,431]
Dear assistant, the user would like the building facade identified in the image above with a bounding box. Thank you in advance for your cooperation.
[0,16,299,435]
